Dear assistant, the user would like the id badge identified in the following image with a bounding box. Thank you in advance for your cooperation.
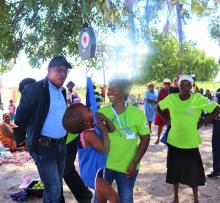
[126,128,136,140]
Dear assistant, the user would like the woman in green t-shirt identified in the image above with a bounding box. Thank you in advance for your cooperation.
[157,75,220,203]
[99,78,150,203]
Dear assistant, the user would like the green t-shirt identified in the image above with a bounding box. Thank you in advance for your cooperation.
[99,104,150,173]
[159,93,217,149]
[66,132,78,144]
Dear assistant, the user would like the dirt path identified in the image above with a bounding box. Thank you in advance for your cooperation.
[0,125,219,203]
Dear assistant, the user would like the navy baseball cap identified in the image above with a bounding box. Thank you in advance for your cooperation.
[48,56,72,69]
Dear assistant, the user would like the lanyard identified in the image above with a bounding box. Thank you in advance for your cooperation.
[111,102,129,129]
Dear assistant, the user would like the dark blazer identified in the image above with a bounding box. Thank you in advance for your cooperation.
[14,77,67,153]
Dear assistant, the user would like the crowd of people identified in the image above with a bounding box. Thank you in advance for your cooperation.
[0,55,219,203]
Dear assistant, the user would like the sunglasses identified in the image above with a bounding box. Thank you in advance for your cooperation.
[54,66,70,75]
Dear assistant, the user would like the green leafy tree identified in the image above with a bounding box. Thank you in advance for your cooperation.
[0,0,109,69]
[208,14,220,40]
[138,32,219,83]
[0,0,217,73]
[206,1,220,40]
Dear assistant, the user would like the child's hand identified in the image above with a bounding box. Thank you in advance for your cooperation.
[95,112,108,123]
[95,121,108,133]
[95,112,116,133]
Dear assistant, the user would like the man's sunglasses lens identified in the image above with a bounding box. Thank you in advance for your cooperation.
[55,67,70,74]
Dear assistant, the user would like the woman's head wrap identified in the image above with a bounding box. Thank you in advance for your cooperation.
[178,75,194,87]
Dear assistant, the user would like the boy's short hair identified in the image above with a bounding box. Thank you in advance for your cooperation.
[19,78,36,93]
[62,103,86,133]
[66,81,75,88]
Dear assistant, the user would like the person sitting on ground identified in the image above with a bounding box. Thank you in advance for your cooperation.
[0,113,26,152]
[62,103,119,203]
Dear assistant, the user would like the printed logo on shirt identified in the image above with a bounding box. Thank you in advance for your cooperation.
[186,107,194,115]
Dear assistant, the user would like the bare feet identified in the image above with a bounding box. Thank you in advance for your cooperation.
[155,139,160,144]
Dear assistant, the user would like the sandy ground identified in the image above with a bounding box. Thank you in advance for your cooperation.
[0,124,220,203]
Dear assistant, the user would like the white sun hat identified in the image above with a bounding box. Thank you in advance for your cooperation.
[178,75,194,86]
[163,79,171,83]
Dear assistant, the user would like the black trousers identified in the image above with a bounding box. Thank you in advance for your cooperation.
[212,120,220,173]
[64,137,93,203]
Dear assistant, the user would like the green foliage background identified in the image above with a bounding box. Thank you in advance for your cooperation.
[0,0,220,81]
[137,33,219,83]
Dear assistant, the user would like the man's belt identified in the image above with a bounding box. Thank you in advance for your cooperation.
[38,136,64,147]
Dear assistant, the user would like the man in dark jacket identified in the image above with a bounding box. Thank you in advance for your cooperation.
[15,56,71,203]
[207,88,220,178]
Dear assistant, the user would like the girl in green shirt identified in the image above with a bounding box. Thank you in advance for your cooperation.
[100,78,150,203]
